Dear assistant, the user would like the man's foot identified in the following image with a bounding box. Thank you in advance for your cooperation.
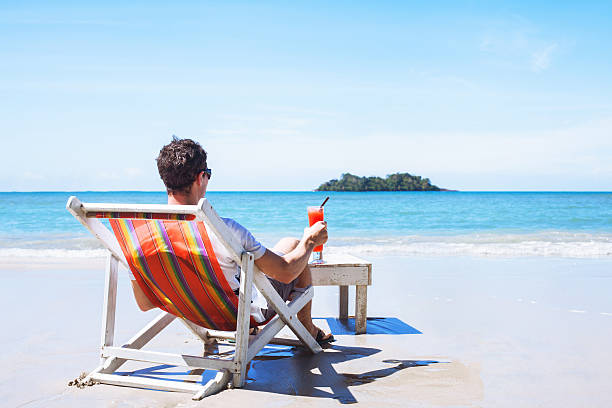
[311,327,335,345]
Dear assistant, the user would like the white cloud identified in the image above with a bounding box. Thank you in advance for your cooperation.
[479,36,493,51]
[257,105,336,117]
[197,116,612,191]
[478,15,560,73]
[22,171,45,181]
[97,171,121,180]
[531,43,558,72]
[206,129,248,136]
[124,167,142,177]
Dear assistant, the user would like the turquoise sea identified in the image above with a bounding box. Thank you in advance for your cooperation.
[1,191,611,259]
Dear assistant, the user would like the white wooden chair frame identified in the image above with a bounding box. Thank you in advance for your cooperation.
[66,196,322,400]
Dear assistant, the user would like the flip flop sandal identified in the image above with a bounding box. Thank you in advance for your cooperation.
[316,329,335,345]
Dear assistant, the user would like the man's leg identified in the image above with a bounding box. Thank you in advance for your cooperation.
[271,238,332,341]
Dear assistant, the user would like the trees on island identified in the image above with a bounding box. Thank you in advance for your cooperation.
[316,173,441,192]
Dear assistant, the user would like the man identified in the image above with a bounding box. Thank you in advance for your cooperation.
[130,137,333,344]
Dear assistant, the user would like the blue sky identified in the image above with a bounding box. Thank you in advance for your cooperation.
[1,1,611,191]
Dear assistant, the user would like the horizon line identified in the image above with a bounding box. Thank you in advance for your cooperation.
[1,190,611,193]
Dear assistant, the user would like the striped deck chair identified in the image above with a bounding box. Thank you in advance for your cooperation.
[66,196,322,400]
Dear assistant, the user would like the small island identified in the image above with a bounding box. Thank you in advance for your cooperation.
[316,172,448,191]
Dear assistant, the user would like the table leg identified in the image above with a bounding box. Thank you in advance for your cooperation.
[339,285,349,319]
[355,285,367,334]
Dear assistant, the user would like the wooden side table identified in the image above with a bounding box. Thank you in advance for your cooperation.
[309,254,372,334]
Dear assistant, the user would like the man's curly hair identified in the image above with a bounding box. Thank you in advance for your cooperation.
[157,137,207,194]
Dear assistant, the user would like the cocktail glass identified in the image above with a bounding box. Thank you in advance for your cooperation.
[307,206,325,264]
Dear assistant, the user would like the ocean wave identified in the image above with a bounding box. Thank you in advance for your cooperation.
[326,241,612,258]
[326,232,612,258]
[1,231,611,259]
[0,235,102,250]
[0,248,107,259]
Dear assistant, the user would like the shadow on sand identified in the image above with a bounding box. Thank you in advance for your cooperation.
[117,318,430,403]
[117,344,438,404]
[246,344,439,404]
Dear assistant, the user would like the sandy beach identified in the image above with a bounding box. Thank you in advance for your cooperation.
[2,254,611,407]
[4,0,612,404]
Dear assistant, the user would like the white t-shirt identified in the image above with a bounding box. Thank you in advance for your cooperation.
[207,218,269,322]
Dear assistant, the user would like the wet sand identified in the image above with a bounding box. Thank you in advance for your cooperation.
[2,255,612,407]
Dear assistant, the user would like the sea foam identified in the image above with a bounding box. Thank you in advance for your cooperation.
[0,248,107,259]
[326,231,612,258]
[2,231,611,260]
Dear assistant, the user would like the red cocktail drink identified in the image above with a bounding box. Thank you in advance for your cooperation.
[307,206,324,262]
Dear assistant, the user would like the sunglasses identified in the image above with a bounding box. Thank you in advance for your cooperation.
[201,168,212,180]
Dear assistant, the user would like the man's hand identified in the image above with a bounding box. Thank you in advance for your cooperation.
[255,221,328,284]
[303,221,328,249]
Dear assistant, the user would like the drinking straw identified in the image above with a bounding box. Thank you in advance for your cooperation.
[320,196,330,208]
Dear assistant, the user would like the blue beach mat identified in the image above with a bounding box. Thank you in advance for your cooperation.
[322,317,421,335]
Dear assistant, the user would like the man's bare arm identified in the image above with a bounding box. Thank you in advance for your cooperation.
[255,221,328,283]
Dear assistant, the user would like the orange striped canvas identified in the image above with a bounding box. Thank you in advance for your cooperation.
[109,217,257,331]
[90,211,196,220]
